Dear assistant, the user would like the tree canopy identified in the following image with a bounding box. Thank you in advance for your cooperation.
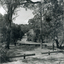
[27,0,64,47]
[0,0,64,48]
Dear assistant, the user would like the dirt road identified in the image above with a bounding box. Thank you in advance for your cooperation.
[18,35,40,45]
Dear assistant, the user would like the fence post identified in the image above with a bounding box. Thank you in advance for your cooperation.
[48,51,50,55]
[24,54,25,59]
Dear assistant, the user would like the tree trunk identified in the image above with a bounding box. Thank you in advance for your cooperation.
[5,15,12,49]
[5,31,10,49]
[6,41,10,49]
[14,40,16,46]
[5,4,12,49]
[59,40,64,47]
[14,42,16,46]
[55,39,59,48]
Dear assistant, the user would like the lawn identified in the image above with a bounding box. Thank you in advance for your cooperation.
[1,43,64,64]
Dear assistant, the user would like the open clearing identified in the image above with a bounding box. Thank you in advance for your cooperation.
[1,36,64,64]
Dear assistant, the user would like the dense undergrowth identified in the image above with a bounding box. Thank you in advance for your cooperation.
[0,43,10,63]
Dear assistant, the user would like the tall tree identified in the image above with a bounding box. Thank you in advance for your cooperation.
[0,0,41,49]
[28,0,64,48]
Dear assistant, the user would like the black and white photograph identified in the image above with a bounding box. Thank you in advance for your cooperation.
[0,0,64,64]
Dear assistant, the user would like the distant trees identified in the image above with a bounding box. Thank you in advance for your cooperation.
[0,16,28,49]
[11,24,24,46]
[27,29,36,42]
[1,21,24,46]
[20,24,30,33]
[28,16,41,42]
[0,14,25,47]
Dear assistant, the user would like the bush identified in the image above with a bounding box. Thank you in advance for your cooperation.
[0,45,10,63]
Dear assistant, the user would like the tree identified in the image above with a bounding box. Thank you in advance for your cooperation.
[20,24,30,33]
[28,0,64,48]
[0,14,4,43]
[0,0,41,49]
[44,0,64,48]
[11,24,24,46]
[0,0,64,48]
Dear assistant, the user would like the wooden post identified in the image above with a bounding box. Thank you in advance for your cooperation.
[24,54,25,59]
[48,51,50,55]
[52,42,54,51]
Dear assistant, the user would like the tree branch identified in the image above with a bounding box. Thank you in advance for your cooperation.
[19,1,41,5]
[0,0,7,13]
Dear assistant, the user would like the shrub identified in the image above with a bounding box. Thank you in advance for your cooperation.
[0,44,10,63]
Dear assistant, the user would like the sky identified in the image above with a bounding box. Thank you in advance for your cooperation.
[13,8,34,24]
[0,0,41,25]
[0,7,6,15]
[0,7,34,24]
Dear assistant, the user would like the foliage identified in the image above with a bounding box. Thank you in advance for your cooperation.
[11,24,24,45]
[1,16,24,46]
[0,0,64,48]
[27,0,64,46]
[0,14,6,43]
[27,29,36,42]
[0,44,10,63]
[20,24,30,33]
[43,0,64,46]
[0,0,30,49]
